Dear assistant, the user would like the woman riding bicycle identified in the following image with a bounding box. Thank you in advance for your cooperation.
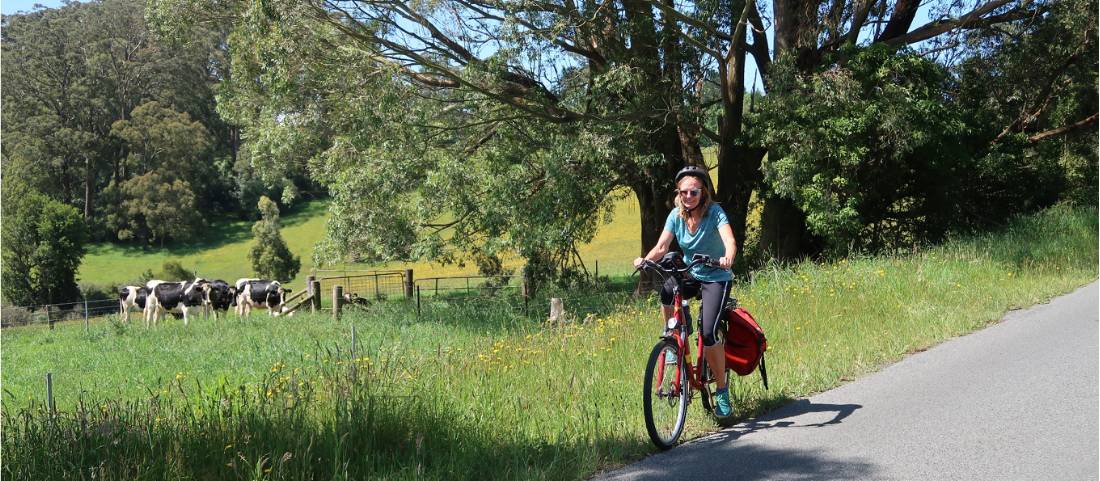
[633,165,737,418]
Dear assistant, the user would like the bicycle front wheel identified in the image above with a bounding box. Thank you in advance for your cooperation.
[643,340,689,450]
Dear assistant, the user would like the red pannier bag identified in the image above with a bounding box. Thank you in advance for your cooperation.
[724,307,769,389]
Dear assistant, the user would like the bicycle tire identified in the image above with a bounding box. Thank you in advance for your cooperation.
[643,340,689,450]
[699,358,714,414]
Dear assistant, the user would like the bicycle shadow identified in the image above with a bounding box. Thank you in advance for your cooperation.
[592,400,868,481]
[721,399,863,438]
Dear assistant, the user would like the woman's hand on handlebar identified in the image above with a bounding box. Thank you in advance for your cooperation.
[633,257,647,269]
[719,256,732,270]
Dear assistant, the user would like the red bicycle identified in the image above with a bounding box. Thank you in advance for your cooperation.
[636,253,729,449]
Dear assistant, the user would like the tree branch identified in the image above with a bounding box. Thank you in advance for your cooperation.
[880,0,1042,47]
[1027,112,1098,143]
[640,0,731,41]
[746,1,770,89]
[845,0,875,45]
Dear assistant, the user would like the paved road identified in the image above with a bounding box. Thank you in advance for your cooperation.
[595,282,1099,481]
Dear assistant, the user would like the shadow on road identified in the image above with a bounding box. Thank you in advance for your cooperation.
[593,400,869,481]
[731,399,863,432]
[594,442,876,481]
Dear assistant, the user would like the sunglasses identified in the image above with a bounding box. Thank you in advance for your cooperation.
[678,188,702,198]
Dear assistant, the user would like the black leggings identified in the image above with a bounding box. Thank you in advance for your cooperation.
[660,277,732,347]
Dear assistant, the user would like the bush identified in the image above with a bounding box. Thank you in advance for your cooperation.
[80,284,116,302]
[1,182,88,305]
[248,196,300,282]
[158,260,196,281]
[1,306,33,326]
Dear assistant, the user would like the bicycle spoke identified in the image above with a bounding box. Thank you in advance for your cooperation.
[644,341,688,449]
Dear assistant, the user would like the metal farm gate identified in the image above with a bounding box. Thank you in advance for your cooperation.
[312,270,410,306]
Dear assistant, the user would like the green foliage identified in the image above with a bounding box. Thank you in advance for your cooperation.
[1,183,88,305]
[101,101,214,244]
[756,45,966,251]
[158,260,196,281]
[248,196,300,282]
[1,0,236,242]
[180,0,622,282]
[952,0,1099,217]
[78,284,118,302]
[104,172,205,245]
[110,101,213,187]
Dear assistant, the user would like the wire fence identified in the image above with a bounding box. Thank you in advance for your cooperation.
[1,269,657,329]
[1,298,121,328]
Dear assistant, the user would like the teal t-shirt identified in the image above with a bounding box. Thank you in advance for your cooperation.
[663,203,732,282]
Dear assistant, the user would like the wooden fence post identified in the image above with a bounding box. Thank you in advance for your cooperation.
[404,269,414,299]
[521,265,531,300]
[416,285,421,320]
[46,305,54,330]
[333,285,343,320]
[45,372,55,415]
[549,298,564,323]
[310,280,321,313]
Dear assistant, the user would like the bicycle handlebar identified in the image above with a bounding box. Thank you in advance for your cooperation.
[634,254,723,277]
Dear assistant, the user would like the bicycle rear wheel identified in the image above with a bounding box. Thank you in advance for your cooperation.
[643,340,689,450]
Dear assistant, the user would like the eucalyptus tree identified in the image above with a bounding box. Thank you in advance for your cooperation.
[151,0,1082,274]
[2,0,233,240]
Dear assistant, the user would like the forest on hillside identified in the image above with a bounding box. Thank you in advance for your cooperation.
[2,0,1097,305]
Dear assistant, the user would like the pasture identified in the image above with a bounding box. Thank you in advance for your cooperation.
[77,192,643,292]
[3,204,1096,480]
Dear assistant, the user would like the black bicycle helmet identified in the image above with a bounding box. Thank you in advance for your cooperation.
[675,165,714,192]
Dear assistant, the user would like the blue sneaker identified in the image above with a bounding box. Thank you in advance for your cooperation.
[715,389,732,418]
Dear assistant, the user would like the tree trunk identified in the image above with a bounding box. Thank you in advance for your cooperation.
[759,195,818,261]
[634,184,673,293]
[84,155,94,220]
[715,144,764,268]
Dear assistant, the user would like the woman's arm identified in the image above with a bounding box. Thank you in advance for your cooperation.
[634,229,676,268]
[717,223,737,270]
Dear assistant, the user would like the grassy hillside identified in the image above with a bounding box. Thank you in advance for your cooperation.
[5,204,1096,480]
[78,191,644,289]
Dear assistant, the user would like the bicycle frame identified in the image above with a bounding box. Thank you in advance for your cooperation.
[654,284,712,402]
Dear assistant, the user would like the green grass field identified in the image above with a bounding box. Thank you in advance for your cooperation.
[77,190,642,290]
[4,204,1096,480]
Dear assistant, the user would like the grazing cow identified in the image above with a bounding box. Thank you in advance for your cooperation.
[118,286,150,323]
[205,279,237,320]
[235,278,290,317]
[145,278,209,327]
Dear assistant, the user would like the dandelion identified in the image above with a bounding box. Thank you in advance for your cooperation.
[175,372,184,381]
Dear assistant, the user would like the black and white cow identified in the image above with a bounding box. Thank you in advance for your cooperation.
[235,278,290,317]
[145,278,210,327]
[118,286,150,323]
[205,279,238,320]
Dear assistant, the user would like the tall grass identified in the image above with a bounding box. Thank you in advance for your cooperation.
[3,204,1095,480]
